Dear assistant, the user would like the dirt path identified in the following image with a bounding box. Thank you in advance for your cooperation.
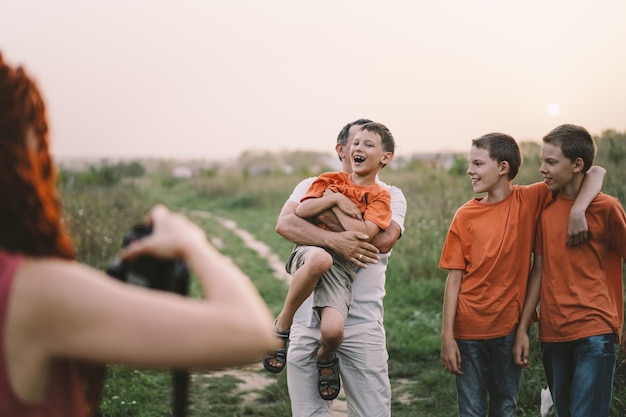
[188,210,348,416]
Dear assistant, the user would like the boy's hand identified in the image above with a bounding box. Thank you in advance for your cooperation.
[567,208,589,246]
[513,330,530,368]
[332,192,362,220]
[440,335,463,375]
[315,210,343,232]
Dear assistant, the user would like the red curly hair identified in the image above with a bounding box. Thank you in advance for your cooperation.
[0,53,103,416]
[0,54,75,258]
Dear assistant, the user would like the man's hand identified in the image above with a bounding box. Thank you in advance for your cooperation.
[567,207,589,246]
[327,230,379,268]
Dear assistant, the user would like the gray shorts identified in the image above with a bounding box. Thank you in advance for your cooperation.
[286,245,356,319]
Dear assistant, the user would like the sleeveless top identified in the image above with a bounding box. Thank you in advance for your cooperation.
[0,250,89,417]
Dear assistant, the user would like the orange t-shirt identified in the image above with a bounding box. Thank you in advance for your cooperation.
[302,172,392,231]
[439,182,550,339]
[535,193,626,343]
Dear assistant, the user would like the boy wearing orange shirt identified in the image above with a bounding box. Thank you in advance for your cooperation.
[514,124,626,417]
[264,122,394,401]
[439,132,604,417]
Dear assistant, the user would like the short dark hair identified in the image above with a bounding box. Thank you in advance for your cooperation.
[336,118,373,146]
[472,132,522,180]
[542,124,595,173]
[359,122,395,155]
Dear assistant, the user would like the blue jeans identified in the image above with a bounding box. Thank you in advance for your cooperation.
[542,333,616,417]
[455,331,522,417]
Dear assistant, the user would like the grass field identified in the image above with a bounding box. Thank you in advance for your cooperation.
[59,141,626,416]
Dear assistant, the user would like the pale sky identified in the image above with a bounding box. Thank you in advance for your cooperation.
[1,0,625,160]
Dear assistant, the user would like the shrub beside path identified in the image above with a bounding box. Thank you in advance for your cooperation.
[189,210,348,416]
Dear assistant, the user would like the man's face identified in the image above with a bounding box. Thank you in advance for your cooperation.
[339,124,363,173]
[345,124,362,149]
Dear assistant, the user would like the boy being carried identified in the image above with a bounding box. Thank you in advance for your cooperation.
[263,122,395,401]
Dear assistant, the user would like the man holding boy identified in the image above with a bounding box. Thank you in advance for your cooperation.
[275,119,406,416]
[439,132,605,417]
[514,124,626,417]
[263,122,395,401]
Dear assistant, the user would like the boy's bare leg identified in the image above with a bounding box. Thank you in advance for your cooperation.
[275,248,333,333]
[318,307,345,360]
[318,307,345,397]
[266,249,332,370]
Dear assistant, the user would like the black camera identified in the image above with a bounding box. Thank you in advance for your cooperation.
[106,224,190,296]
[105,223,191,417]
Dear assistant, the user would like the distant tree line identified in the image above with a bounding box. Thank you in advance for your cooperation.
[58,160,145,188]
[56,129,625,200]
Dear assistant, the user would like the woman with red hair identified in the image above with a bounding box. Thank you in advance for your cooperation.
[0,53,275,417]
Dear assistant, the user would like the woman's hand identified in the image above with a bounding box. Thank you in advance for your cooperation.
[121,205,207,261]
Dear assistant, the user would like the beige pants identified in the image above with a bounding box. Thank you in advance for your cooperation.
[286,321,391,417]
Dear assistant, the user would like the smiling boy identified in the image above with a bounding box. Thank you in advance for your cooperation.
[514,124,626,417]
[263,122,395,401]
[440,132,605,417]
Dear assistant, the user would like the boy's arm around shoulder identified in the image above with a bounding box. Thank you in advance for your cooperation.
[568,165,606,246]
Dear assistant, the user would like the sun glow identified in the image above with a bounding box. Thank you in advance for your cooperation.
[547,102,561,116]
